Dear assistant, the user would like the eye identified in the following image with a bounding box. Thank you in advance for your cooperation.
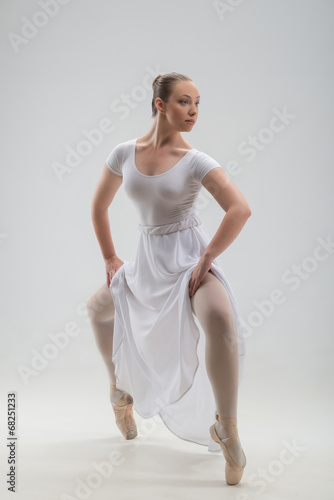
[179,100,201,106]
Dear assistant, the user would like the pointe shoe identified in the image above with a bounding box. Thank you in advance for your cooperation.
[110,384,137,440]
[209,414,246,485]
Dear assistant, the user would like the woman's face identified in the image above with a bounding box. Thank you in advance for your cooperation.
[160,80,200,131]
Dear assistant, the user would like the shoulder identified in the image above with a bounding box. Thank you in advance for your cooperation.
[106,139,131,162]
[105,139,133,176]
[189,149,222,183]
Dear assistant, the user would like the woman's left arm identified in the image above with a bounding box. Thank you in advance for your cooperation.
[189,168,251,298]
[201,167,252,262]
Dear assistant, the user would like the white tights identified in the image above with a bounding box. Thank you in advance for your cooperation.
[190,270,240,418]
[87,271,245,464]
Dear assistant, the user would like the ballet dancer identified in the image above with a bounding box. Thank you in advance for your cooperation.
[87,72,251,485]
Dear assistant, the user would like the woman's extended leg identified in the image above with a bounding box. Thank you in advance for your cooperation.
[190,270,246,467]
[86,282,124,404]
[87,282,137,439]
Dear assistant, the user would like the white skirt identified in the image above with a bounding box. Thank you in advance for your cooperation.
[109,213,247,453]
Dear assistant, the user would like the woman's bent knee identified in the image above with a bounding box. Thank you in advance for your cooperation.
[87,282,115,322]
[190,272,235,332]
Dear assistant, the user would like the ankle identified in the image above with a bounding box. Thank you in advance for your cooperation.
[215,421,232,440]
[216,414,238,439]
[110,387,125,405]
[217,414,237,428]
[110,384,124,396]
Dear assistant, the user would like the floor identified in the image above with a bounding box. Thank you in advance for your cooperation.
[0,364,333,500]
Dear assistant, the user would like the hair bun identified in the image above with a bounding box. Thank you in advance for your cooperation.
[152,74,162,89]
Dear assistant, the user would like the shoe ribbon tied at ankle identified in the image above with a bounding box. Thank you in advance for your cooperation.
[216,414,239,446]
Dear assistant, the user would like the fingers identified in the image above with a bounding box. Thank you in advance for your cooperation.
[108,269,117,287]
[189,271,198,298]
[189,279,197,298]
[188,276,193,297]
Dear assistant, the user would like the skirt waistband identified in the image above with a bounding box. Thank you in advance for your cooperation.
[138,214,202,235]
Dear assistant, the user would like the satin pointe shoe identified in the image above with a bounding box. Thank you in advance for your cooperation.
[209,414,246,485]
[110,384,137,440]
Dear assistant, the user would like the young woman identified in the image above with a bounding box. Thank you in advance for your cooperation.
[87,72,251,485]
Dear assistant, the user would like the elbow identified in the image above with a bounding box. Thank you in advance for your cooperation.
[233,204,251,218]
[241,203,252,217]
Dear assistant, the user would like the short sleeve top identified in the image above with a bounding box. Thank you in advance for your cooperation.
[105,138,222,226]
[190,150,221,183]
[105,142,126,177]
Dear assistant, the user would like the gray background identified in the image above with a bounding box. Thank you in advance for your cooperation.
[1,0,333,499]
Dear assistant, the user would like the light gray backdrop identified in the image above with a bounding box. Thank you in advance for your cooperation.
[1,1,333,499]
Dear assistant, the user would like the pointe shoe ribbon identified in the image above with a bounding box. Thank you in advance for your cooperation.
[110,384,137,440]
[209,414,246,485]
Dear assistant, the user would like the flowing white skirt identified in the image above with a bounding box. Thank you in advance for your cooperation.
[109,213,247,453]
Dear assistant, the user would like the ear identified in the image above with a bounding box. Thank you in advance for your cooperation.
[155,97,165,114]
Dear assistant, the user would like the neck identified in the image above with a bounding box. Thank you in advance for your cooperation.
[141,117,184,151]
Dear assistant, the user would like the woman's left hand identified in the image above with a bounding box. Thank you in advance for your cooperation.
[188,253,213,298]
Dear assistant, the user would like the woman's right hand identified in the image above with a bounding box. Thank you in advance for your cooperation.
[105,255,124,288]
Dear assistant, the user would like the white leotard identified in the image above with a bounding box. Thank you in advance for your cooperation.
[106,138,222,226]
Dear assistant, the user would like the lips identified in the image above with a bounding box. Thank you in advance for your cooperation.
[186,120,195,124]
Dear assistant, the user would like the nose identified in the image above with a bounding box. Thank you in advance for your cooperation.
[189,106,197,116]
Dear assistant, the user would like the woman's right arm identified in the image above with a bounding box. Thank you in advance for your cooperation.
[91,164,124,287]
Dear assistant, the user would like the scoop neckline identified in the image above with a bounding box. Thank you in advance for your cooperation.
[132,138,196,178]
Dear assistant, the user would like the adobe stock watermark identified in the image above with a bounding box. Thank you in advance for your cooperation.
[7,0,72,54]
[16,284,114,387]
[213,0,245,21]
[245,234,334,333]
[222,106,296,175]
[237,106,296,162]
[236,437,307,499]
[15,280,118,387]
[224,234,334,352]
[52,64,164,183]
[15,278,182,388]
[60,448,128,500]
[193,105,296,213]
[16,320,81,386]
[61,401,177,500]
